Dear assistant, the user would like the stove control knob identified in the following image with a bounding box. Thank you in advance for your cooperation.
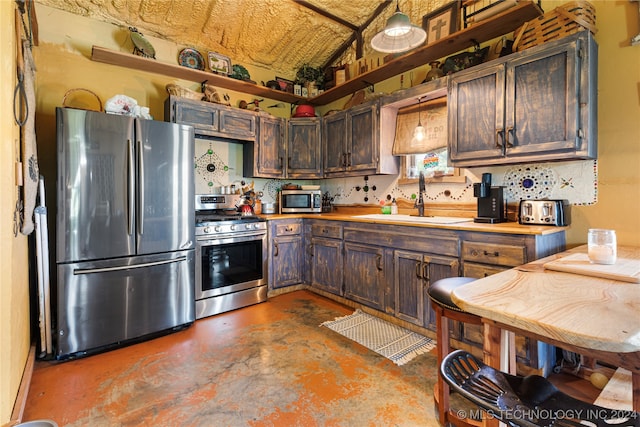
[245,223,252,230]
[254,223,261,230]
[214,226,222,232]
[203,227,211,234]
[230,224,236,231]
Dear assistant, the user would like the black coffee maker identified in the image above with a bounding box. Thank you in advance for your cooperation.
[474,173,506,223]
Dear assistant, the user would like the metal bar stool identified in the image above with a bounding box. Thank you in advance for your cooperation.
[441,349,640,427]
[428,277,483,427]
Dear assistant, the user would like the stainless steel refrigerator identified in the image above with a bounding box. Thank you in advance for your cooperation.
[55,107,195,360]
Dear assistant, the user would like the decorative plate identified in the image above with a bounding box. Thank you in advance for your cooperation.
[129,27,155,59]
[178,48,205,70]
[229,64,251,81]
[208,52,231,75]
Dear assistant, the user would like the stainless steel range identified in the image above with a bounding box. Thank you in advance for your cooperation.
[195,194,267,319]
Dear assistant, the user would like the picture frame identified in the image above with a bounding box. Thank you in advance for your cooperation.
[275,76,295,93]
[422,2,460,45]
[208,52,231,75]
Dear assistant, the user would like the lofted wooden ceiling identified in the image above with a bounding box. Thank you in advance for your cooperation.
[36,0,446,78]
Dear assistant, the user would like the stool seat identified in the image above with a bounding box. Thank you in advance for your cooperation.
[442,350,640,427]
[428,277,476,312]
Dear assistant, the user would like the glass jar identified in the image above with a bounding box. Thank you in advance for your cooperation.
[587,229,617,264]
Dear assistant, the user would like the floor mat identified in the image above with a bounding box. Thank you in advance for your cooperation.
[321,309,435,366]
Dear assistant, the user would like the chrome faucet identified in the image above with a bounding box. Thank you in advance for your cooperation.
[414,171,425,217]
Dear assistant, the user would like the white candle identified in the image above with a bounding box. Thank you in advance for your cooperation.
[588,244,616,264]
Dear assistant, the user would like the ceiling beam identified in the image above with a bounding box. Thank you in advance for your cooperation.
[294,1,358,31]
[321,1,393,70]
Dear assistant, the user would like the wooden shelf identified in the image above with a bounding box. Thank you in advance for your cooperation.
[91,1,542,107]
[91,46,308,105]
[311,1,543,105]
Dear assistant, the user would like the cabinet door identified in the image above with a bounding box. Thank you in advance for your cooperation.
[256,116,285,178]
[287,118,322,178]
[393,250,425,326]
[348,102,379,173]
[422,255,460,331]
[270,236,303,288]
[504,39,580,158]
[322,111,347,176]
[218,109,256,139]
[310,237,343,295]
[343,243,385,311]
[170,98,219,136]
[269,220,303,289]
[448,64,506,164]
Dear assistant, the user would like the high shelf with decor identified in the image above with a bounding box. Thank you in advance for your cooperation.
[91,1,542,107]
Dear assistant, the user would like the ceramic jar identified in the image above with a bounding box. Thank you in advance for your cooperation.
[425,61,444,81]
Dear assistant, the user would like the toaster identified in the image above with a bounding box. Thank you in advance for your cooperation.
[519,200,571,226]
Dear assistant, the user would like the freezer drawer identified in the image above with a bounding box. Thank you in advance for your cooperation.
[56,250,195,359]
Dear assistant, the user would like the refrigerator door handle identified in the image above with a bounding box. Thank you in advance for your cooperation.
[137,139,144,235]
[127,139,135,236]
[73,256,188,275]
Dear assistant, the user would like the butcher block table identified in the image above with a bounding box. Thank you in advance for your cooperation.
[451,244,640,413]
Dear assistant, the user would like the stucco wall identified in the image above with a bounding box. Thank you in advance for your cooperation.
[1,1,33,424]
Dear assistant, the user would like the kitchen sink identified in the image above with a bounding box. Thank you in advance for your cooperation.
[352,214,473,224]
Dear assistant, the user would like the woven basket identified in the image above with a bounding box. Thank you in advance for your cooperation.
[62,88,103,111]
[166,84,203,101]
[513,1,596,52]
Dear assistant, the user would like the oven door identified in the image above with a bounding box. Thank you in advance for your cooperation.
[195,231,267,300]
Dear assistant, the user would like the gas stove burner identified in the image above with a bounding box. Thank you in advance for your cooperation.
[196,211,241,222]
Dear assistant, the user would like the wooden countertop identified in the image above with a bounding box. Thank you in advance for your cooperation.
[451,245,640,353]
[259,212,567,236]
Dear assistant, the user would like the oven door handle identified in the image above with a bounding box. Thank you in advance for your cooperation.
[197,231,266,246]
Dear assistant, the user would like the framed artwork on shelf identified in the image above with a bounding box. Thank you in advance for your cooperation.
[275,77,294,93]
[422,2,460,45]
[208,52,231,75]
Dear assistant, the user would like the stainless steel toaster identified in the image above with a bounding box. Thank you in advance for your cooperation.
[518,200,571,226]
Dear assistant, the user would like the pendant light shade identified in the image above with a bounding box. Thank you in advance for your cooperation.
[371,2,426,53]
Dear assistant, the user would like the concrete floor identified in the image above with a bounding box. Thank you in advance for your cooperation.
[23,291,445,427]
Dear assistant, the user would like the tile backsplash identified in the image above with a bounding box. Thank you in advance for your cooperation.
[195,138,597,207]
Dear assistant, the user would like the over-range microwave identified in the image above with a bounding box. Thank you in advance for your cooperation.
[279,190,322,213]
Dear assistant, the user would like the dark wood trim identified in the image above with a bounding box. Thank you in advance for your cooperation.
[295,1,358,30]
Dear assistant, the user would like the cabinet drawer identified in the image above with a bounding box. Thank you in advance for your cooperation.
[275,222,302,236]
[311,223,342,239]
[463,262,509,278]
[462,241,525,267]
[345,229,459,257]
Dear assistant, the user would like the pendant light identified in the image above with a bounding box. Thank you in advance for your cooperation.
[411,96,425,146]
[371,1,427,53]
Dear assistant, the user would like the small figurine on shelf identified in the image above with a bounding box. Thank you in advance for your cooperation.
[424,61,444,82]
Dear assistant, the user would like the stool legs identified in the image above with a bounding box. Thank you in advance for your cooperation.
[434,304,450,425]
[432,302,483,427]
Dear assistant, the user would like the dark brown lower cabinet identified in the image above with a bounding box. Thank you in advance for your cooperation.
[393,250,459,329]
[269,219,304,289]
[267,218,565,375]
[343,242,386,311]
